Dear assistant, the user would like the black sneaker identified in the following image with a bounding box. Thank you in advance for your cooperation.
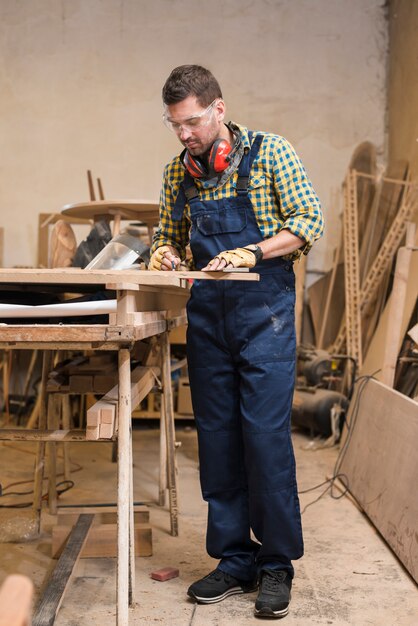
[254,570,292,618]
[187,569,258,604]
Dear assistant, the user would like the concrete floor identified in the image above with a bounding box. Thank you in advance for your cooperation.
[0,423,417,625]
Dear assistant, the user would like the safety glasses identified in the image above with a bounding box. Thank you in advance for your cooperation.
[163,99,219,134]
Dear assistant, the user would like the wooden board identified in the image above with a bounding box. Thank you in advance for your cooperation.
[0,320,167,350]
[307,263,346,348]
[52,523,152,558]
[33,514,94,626]
[339,378,418,582]
[361,231,418,379]
[56,505,149,526]
[0,267,259,286]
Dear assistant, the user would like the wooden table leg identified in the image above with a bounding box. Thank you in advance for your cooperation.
[128,400,135,608]
[160,332,179,537]
[48,393,61,515]
[2,350,10,423]
[33,350,53,532]
[61,394,72,481]
[117,348,133,625]
[159,401,167,506]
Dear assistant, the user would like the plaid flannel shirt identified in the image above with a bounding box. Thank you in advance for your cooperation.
[151,123,324,261]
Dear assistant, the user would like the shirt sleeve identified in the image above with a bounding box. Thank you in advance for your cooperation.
[150,162,190,259]
[273,137,324,254]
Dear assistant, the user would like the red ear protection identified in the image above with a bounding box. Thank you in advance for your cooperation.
[183,139,232,178]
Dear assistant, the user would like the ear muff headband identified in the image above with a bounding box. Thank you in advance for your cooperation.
[208,139,232,174]
[183,151,206,178]
[182,139,232,178]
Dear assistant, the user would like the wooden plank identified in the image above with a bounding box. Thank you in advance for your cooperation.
[361,230,418,379]
[339,379,418,582]
[0,429,87,441]
[57,505,149,525]
[33,514,94,626]
[294,254,306,344]
[69,374,94,393]
[0,268,259,285]
[381,223,416,387]
[52,523,152,558]
[0,574,33,626]
[343,170,362,367]
[0,321,167,347]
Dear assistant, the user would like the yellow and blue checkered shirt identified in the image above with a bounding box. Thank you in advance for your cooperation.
[151,123,324,261]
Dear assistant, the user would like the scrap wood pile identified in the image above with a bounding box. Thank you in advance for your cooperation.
[307,142,418,399]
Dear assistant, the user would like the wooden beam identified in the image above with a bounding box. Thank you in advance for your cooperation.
[0,321,167,348]
[33,514,94,626]
[56,505,149,526]
[52,523,152,558]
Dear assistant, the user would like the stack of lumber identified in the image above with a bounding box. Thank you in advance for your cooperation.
[86,365,159,440]
[46,354,160,440]
[307,142,418,398]
[47,353,118,394]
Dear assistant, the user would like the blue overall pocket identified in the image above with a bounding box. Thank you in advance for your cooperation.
[195,208,247,236]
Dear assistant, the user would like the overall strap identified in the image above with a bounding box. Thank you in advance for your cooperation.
[172,171,199,221]
[235,132,264,195]
[172,132,265,218]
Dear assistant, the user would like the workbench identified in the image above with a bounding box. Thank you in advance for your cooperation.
[0,267,258,625]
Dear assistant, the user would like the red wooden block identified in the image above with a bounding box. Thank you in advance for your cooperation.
[150,567,179,582]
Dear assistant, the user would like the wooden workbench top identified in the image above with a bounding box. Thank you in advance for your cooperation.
[0,268,259,286]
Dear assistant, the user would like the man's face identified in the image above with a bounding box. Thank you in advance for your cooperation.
[163,95,225,156]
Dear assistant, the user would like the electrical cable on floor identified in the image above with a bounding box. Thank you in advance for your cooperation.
[298,373,378,514]
[0,480,75,508]
[188,603,198,626]
[0,459,82,508]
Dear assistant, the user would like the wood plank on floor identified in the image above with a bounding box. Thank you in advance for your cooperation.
[33,513,94,626]
[339,378,418,583]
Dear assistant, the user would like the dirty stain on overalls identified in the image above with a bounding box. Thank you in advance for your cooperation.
[173,133,303,581]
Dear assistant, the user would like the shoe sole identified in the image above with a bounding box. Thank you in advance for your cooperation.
[254,606,289,618]
[188,585,258,605]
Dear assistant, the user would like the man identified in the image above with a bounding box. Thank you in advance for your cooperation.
[150,65,324,619]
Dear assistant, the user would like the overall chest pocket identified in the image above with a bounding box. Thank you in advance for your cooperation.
[195,208,247,236]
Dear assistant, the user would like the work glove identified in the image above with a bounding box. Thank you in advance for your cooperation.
[204,246,258,270]
[148,245,181,271]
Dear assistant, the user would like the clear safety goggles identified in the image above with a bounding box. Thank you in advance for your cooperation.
[163,99,219,134]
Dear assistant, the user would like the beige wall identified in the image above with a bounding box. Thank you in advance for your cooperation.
[388,0,418,181]
[0,0,388,270]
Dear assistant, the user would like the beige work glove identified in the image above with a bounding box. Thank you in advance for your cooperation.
[148,245,181,271]
[206,247,257,270]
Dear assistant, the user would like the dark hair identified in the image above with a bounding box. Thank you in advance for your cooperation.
[162,65,222,107]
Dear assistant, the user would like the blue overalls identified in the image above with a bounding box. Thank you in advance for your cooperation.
[173,133,303,581]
